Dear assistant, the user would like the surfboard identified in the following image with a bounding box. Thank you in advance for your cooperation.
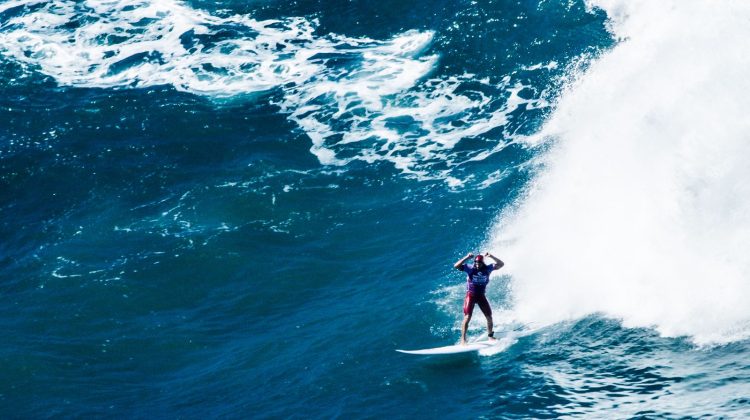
[396,339,499,355]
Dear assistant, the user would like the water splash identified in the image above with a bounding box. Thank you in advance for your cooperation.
[492,0,750,345]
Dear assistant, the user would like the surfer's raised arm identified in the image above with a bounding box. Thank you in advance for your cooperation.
[454,253,474,270]
[484,253,504,269]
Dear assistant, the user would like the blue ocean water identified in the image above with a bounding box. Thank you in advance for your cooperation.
[4,0,750,417]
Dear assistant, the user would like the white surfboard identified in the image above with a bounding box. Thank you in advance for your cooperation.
[396,339,499,355]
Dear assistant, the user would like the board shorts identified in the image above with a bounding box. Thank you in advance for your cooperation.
[463,292,492,317]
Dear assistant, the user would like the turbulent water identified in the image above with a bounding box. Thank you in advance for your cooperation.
[3,0,750,417]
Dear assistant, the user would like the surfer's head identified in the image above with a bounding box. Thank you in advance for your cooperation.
[474,254,485,268]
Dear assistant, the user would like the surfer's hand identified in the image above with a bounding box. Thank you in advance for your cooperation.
[466,253,474,259]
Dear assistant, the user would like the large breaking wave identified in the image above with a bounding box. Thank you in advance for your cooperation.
[493,0,750,345]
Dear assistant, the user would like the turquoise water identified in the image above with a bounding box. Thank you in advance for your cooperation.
[4,0,750,417]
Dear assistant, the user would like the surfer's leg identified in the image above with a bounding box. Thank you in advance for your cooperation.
[477,296,494,339]
[461,293,475,345]
[461,314,472,345]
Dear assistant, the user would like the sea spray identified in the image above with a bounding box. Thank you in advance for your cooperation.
[493,0,750,344]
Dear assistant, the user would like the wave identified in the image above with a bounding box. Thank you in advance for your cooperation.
[492,0,750,344]
[0,0,547,180]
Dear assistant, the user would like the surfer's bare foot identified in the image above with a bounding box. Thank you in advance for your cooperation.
[488,331,496,341]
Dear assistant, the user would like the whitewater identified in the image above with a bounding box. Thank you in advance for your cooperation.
[494,0,750,345]
[0,0,544,180]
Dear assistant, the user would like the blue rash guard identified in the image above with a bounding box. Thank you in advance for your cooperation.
[461,263,496,295]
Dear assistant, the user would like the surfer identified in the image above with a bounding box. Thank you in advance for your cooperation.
[454,252,504,345]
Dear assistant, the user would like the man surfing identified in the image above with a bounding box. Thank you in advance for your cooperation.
[454,252,504,345]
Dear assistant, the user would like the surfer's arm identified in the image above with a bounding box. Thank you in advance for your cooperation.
[485,253,504,269]
[454,253,473,270]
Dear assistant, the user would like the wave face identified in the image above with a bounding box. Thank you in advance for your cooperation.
[0,0,544,181]
[494,0,750,344]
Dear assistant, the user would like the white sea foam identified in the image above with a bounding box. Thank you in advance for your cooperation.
[0,0,546,180]
[491,0,750,344]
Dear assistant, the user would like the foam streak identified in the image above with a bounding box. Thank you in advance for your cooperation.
[0,0,545,180]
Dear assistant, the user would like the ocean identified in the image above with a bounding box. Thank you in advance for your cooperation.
[3,0,750,417]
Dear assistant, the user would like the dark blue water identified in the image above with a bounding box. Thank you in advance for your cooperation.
[3,0,750,417]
